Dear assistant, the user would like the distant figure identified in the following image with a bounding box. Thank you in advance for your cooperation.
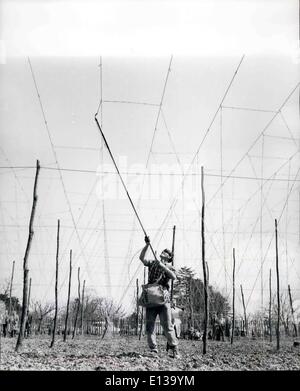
[25,315,32,338]
[2,310,9,337]
[219,313,225,341]
[224,316,231,338]
[171,299,184,339]
[10,311,19,337]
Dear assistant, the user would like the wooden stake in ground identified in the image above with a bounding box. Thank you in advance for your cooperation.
[50,219,60,348]
[240,284,247,336]
[80,280,85,335]
[201,166,208,354]
[231,248,236,345]
[72,267,81,339]
[269,269,272,342]
[8,260,15,316]
[288,285,297,337]
[64,249,72,342]
[27,278,32,316]
[136,278,139,336]
[139,267,146,340]
[275,219,280,350]
[170,225,176,302]
[26,277,32,337]
[15,160,40,352]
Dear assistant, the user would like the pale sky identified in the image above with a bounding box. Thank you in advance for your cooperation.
[0,0,299,316]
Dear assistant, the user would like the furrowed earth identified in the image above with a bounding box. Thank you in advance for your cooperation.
[0,335,299,371]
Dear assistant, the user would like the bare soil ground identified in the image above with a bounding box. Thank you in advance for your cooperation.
[0,335,299,371]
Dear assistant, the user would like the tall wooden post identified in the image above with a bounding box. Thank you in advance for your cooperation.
[170,225,176,302]
[27,278,32,315]
[16,160,40,352]
[80,280,85,335]
[201,166,208,354]
[288,285,297,337]
[72,267,81,339]
[231,248,236,345]
[64,249,72,342]
[50,219,60,348]
[275,219,280,350]
[8,261,15,316]
[269,269,272,342]
[240,284,247,336]
[206,262,210,326]
[139,267,146,340]
[136,278,139,336]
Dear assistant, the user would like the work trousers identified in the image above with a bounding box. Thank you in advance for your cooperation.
[145,303,178,349]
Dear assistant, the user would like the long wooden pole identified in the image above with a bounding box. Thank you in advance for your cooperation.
[16,160,40,352]
[231,248,236,345]
[72,267,81,339]
[64,249,72,342]
[139,267,146,340]
[269,269,272,342]
[136,278,139,336]
[275,219,280,350]
[50,219,60,348]
[240,284,247,336]
[8,261,15,316]
[170,225,176,302]
[288,285,297,337]
[206,261,209,326]
[27,277,32,319]
[80,280,85,335]
[201,166,208,354]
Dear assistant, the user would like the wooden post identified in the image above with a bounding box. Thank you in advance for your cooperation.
[288,285,297,337]
[206,261,209,326]
[139,267,146,340]
[8,260,15,316]
[64,249,72,342]
[16,160,40,352]
[170,225,176,302]
[72,267,81,339]
[189,277,194,328]
[50,219,60,348]
[26,277,32,337]
[27,278,32,316]
[275,219,280,350]
[80,280,85,335]
[136,278,139,336]
[269,269,272,342]
[231,248,236,345]
[240,284,247,336]
[201,166,208,354]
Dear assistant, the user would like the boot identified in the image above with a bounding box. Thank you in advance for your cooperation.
[168,345,181,359]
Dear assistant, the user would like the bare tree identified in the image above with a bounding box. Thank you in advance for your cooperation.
[32,301,55,333]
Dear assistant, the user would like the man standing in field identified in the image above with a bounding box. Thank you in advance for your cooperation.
[139,236,181,358]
